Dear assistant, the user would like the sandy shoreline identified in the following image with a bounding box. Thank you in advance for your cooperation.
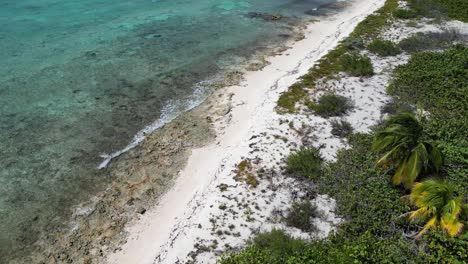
[106,0,387,263]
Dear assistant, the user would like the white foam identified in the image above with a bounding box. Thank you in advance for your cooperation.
[97,81,211,169]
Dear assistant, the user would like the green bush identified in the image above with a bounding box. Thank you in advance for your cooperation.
[398,30,462,53]
[381,99,414,115]
[330,119,353,138]
[286,147,322,180]
[343,36,364,50]
[308,94,353,118]
[340,52,374,76]
[285,200,318,232]
[393,8,417,19]
[277,83,307,113]
[251,229,308,259]
[368,39,401,56]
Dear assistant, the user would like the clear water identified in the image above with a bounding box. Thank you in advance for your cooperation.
[0,0,336,260]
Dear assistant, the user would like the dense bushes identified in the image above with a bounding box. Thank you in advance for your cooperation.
[340,52,374,76]
[407,0,468,22]
[388,46,468,189]
[368,39,401,56]
[307,94,353,117]
[286,147,322,180]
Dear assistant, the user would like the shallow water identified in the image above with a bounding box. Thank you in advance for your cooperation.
[0,0,336,260]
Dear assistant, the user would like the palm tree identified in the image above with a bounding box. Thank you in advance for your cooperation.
[403,180,465,238]
[372,110,443,188]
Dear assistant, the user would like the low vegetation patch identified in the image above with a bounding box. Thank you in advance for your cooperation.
[398,30,463,53]
[277,83,307,113]
[285,200,318,232]
[392,8,418,19]
[220,229,307,263]
[286,147,322,180]
[330,119,353,138]
[368,39,401,56]
[340,52,374,76]
[351,0,399,38]
[407,0,468,22]
[342,36,364,51]
[307,93,353,118]
[381,99,414,115]
[234,160,259,188]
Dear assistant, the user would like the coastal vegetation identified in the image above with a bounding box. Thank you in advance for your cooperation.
[286,147,322,180]
[403,180,465,238]
[392,8,417,19]
[330,119,353,138]
[221,0,467,262]
[372,111,443,188]
[407,0,468,22]
[285,200,318,232]
[276,0,398,113]
[368,39,401,56]
[306,93,353,117]
[398,30,463,53]
[340,52,374,76]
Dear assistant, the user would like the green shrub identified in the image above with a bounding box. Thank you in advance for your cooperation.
[381,99,414,115]
[340,52,374,76]
[285,200,318,232]
[286,147,322,180]
[368,39,401,56]
[343,36,364,51]
[277,83,307,113]
[398,33,430,53]
[421,232,468,263]
[251,229,308,259]
[393,8,418,19]
[398,30,462,53]
[330,119,353,138]
[308,93,353,118]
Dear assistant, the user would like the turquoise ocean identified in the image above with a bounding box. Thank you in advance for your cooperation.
[0,0,337,261]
